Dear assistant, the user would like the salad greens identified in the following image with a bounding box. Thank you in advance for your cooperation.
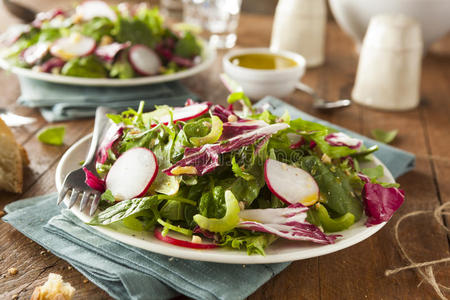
[37,126,65,146]
[85,96,404,255]
[0,1,202,78]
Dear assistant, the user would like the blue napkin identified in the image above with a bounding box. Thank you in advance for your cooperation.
[17,76,199,122]
[2,97,415,300]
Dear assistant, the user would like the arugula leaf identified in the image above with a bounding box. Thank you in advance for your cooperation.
[371,129,398,144]
[231,156,254,181]
[174,31,201,58]
[37,126,65,146]
[227,92,254,113]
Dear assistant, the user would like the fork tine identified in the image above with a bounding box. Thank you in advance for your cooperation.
[57,186,70,205]
[79,191,90,211]
[89,193,101,216]
[68,190,81,208]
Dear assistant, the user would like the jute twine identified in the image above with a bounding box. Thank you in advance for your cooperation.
[385,201,450,299]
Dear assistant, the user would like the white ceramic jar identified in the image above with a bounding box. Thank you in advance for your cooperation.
[352,14,423,111]
[270,0,326,67]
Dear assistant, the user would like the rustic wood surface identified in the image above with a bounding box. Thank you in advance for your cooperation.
[1,2,450,299]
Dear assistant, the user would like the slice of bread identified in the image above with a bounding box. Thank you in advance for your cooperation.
[30,273,75,300]
[0,117,26,193]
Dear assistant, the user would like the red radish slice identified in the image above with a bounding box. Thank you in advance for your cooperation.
[154,227,218,249]
[128,45,162,76]
[264,158,319,206]
[151,103,209,126]
[76,0,117,21]
[105,147,158,201]
[0,24,31,46]
[50,34,96,60]
[23,42,50,65]
[95,42,131,62]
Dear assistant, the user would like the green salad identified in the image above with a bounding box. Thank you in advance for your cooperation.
[0,1,202,78]
[83,94,405,255]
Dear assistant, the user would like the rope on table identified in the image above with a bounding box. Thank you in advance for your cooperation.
[385,201,450,300]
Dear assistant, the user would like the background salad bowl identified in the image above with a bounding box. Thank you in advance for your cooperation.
[329,0,450,50]
[55,132,395,264]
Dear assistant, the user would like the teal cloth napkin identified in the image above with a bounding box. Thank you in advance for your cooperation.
[17,76,198,122]
[2,97,415,300]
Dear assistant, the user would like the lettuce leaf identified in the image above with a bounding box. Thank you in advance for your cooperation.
[220,229,277,256]
[174,31,201,58]
[61,56,107,78]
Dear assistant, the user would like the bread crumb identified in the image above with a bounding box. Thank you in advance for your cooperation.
[8,267,18,276]
[83,279,88,284]
[30,273,75,300]
[11,294,18,300]
[67,266,72,270]
[40,251,46,255]
[0,210,5,217]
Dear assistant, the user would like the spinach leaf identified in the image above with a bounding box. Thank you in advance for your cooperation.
[174,32,201,58]
[114,18,156,46]
[61,56,107,78]
[300,156,363,221]
[361,165,384,181]
[371,129,398,144]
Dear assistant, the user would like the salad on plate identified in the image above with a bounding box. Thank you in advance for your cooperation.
[83,94,404,255]
[0,1,203,78]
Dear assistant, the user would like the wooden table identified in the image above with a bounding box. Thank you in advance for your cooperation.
[1,7,450,300]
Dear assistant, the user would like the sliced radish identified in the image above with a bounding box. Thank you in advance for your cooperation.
[264,158,319,206]
[287,133,304,149]
[150,103,209,126]
[95,42,131,62]
[105,147,158,201]
[128,45,162,76]
[0,24,31,46]
[50,34,96,60]
[76,0,117,21]
[23,42,50,65]
[154,227,218,249]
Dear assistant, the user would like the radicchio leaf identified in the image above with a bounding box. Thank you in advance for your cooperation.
[83,167,105,192]
[325,132,362,149]
[40,57,65,73]
[363,182,405,226]
[211,104,241,123]
[96,124,124,164]
[238,203,339,244]
[221,120,268,140]
[172,55,194,68]
[164,123,289,176]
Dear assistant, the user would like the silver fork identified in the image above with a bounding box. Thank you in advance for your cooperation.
[57,107,115,216]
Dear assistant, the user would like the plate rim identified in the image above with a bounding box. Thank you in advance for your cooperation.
[0,42,216,86]
[55,133,390,264]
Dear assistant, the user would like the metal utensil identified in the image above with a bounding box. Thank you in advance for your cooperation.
[0,108,36,127]
[2,0,37,23]
[57,106,115,216]
[296,82,352,110]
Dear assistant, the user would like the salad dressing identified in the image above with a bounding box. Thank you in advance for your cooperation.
[230,53,297,70]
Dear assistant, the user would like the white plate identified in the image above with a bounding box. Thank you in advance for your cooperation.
[55,133,394,264]
[0,42,216,86]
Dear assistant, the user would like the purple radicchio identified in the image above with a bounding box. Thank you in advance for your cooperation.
[95,42,131,63]
[40,57,65,73]
[238,203,339,244]
[325,132,362,149]
[221,120,269,140]
[96,123,124,164]
[83,167,105,192]
[211,104,241,123]
[164,122,289,176]
[363,182,405,227]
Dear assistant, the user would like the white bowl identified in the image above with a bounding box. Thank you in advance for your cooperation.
[329,0,450,50]
[222,48,306,99]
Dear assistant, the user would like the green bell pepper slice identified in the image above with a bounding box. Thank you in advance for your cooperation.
[308,203,355,233]
[190,116,223,147]
[193,190,240,233]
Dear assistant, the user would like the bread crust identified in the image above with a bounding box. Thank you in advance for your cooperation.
[0,117,24,193]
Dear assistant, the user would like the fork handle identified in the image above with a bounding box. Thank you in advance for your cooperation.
[82,107,116,168]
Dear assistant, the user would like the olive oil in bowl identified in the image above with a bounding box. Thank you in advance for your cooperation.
[230,53,298,70]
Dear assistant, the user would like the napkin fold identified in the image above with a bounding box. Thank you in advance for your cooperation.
[2,97,416,300]
[17,76,199,122]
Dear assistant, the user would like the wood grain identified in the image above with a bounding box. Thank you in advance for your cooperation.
[0,6,449,300]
